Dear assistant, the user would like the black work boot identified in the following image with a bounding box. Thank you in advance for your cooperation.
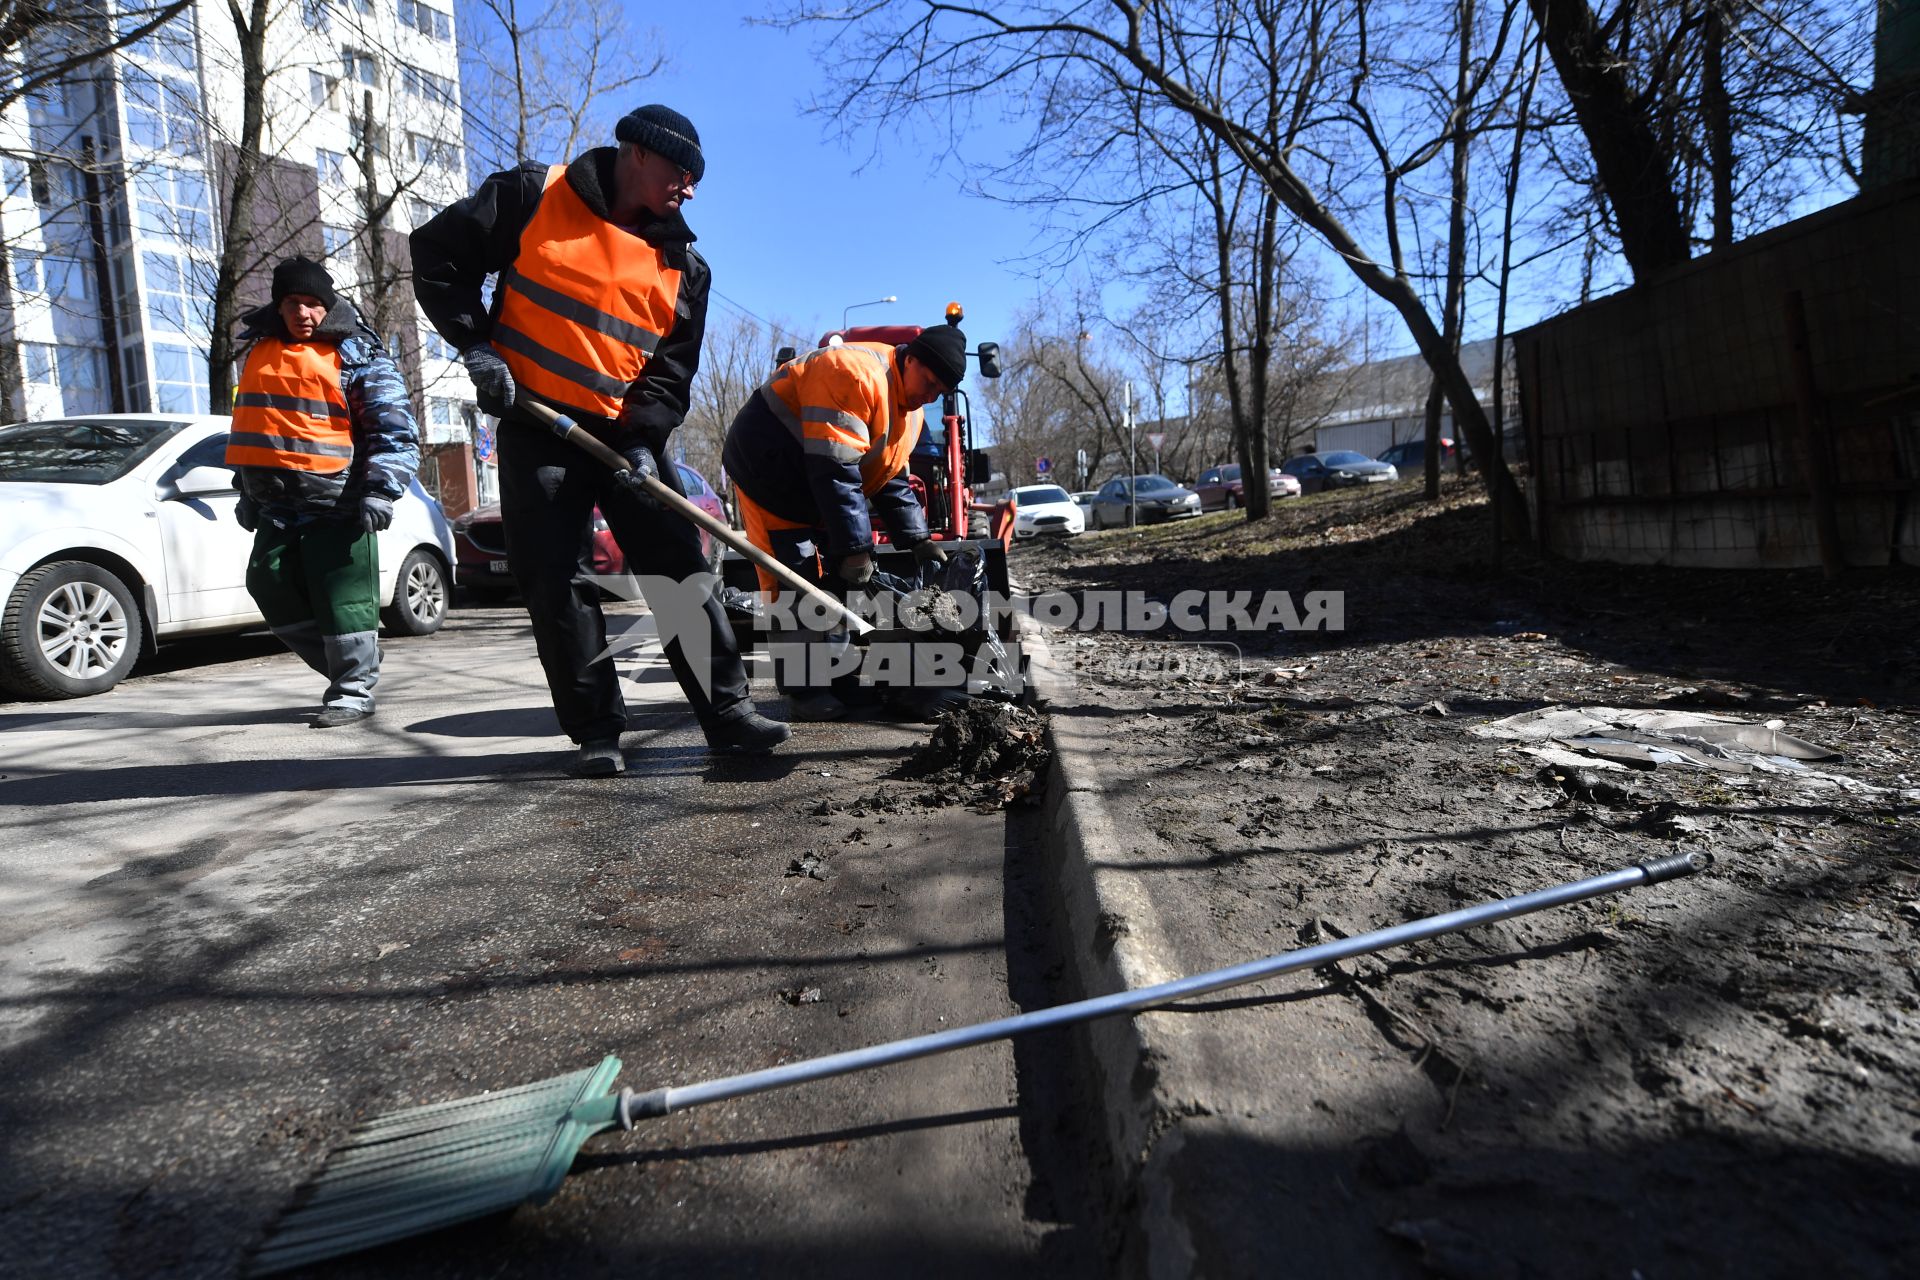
[704,705,791,755]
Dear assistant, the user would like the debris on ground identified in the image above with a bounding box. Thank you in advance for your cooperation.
[898,701,1052,809]
[785,853,828,880]
[1014,474,1920,1275]
[777,986,823,1006]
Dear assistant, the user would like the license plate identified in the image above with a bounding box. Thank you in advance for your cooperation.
[490,559,510,573]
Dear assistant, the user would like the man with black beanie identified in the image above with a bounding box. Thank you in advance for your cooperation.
[721,318,967,723]
[411,105,788,773]
[225,256,420,727]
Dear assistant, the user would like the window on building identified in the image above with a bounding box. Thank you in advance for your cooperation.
[123,68,201,156]
[399,63,455,105]
[121,11,197,70]
[408,131,457,172]
[399,0,453,41]
[309,69,335,109]
[317,148,350,186]
[142,249,208,338]
[422,330,456,361]
[58,344,111,414]
[341,47,379,88]
[22,343,57,386]
[322,223,357,265]
[152,345,209,414]
[12,251,41,293]
[42,256,94,305]
[134,164,213,249]
[2,156,27,197]
[408,197,439,229]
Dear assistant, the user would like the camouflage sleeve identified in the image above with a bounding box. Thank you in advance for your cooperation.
[343,332,421,499]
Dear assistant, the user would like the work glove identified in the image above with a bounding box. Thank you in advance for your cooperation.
[460,344,516,417]
[235,493,259,533]
[909,539,948,567]
[358,495,395,533]
[614,444,662,509]
[836,553,875,588]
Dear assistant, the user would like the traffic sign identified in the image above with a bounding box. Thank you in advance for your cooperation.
[1035,456,1051,474]
[1147,432,1166,451]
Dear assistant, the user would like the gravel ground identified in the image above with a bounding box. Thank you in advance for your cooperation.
[1015,478,1920,1278]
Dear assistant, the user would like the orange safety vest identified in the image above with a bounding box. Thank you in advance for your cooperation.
[226,339,353,473]
[491,164,683,419]
[757,341,922,496]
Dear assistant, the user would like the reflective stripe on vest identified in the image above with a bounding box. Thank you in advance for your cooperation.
[756,343,920,491]
[226,339,352,472]
[492,164,683,419]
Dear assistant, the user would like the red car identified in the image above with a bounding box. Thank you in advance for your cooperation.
[1191,463,1302,512]
[452,462,728,602]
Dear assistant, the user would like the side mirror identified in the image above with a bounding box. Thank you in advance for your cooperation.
[774,345,797,366]
[175,465,236,496]
[975,341,1001,379]
[967,449,991,485]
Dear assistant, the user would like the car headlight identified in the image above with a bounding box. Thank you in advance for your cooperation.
[1334,471,1353,479]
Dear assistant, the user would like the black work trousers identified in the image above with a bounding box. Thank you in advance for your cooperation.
[497,419,751,744]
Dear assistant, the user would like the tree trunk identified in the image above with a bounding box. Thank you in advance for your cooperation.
[1525,0,1691,280]
[1703,1,1734,252]
[207,0,272,413]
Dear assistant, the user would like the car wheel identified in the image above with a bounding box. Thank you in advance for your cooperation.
[967,510,992,540]
[383,549,449,636]
[0,561,144,699]
[1224,491,1238,510]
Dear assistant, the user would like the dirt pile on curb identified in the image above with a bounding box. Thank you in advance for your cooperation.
[900,701,1051,809]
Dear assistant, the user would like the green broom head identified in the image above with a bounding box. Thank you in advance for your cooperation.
[249,1056,624,1276]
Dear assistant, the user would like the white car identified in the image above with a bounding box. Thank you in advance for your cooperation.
[0,414,456,699]
[1005,483,1085,540]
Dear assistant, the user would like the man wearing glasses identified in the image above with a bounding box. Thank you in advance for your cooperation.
[412,105,787,773]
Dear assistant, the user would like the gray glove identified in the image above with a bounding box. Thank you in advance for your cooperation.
[235,493,259,533]
[909,539,948,567]
[358,495,395,533]
[614,444,662,509]
[460,344,515,417]
[836,554,875,588]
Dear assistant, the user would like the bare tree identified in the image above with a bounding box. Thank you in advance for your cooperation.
[454,0,666,174]
[0,2,193,115]
[792,1,1531,529]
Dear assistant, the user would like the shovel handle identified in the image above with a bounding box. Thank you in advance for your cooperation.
[514,397,874,636]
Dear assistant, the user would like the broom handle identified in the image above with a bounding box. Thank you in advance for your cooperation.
[619,852,1711,1123]
[515,397,874,637]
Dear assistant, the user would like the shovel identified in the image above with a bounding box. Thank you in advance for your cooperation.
[249,851,1710,1274]
[516,396,873,637]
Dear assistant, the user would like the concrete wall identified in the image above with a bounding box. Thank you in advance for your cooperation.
[1514,179,1920,568]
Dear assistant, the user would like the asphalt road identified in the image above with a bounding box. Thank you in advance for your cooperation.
[0,605,1101,1278]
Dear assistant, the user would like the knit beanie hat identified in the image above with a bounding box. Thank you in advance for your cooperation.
[615,104,705,183]
[272,256,337,309]
[905,323,968,389]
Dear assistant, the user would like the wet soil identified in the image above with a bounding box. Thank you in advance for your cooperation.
[1017,478,1920,1277]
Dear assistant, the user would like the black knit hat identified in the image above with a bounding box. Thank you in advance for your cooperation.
[272,256,337,308]
[615,104,705,183]
[905,323,968,389]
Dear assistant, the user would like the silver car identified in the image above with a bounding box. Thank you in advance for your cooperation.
[1086,474,1203,528]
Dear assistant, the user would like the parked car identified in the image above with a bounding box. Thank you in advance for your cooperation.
[1070,490,1099,522]
[1086,474,1203,529]
[0,414,455,699]
[1191,462,1302,510]
[1005,483,1085,539]
[452,462,727,602]
[1376,437,1461,473]
[1279,450,1398,494]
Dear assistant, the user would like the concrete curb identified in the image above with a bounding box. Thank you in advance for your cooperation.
[1018,615,1201,1276]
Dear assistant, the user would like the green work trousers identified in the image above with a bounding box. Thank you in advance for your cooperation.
[246,520,383,710]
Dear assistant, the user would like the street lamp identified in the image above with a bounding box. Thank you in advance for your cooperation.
[842,295,897,330]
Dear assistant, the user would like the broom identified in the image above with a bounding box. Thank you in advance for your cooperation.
[249,850,1710,1273]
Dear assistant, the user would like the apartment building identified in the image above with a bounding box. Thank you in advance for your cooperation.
[0,0,487,511]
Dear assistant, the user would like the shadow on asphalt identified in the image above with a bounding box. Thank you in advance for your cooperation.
[0,705,310,731]
[0,750,555,804]
[404,706,567,737]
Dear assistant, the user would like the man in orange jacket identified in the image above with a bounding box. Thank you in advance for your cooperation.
[721,323,966,721]
[411,105,787,773]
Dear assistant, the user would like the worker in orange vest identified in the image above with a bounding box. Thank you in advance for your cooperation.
[721,323,965,722]
[226,257,419,727]
[411,105,787,773]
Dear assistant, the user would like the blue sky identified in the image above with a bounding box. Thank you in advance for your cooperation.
[624,6,1047,357]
